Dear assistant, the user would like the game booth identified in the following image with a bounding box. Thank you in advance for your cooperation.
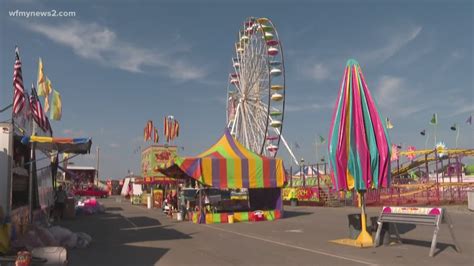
[133,176,180,208]
[140,145,182,209]
[159,130,286,224]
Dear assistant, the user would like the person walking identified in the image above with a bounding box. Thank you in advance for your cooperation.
[54,186,67,221]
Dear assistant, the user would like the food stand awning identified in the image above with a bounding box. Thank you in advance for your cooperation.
[21,136,92,154]
[160,130,286,189]
[135,176,179,185]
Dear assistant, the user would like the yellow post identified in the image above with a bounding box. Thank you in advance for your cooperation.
[355,191,373,247]
[357,191,361,208]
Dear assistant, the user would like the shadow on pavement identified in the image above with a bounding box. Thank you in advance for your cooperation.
[394,224,417,234]
[399,238,458,256]
[283,211,312,219]
[368,216,417,234]
[127,216,162,227]
[105,207,124,211]
[63,210,192,265]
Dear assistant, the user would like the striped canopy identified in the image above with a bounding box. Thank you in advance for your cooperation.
[164,130,286,189]
[21,136,92,154]
[328,59,391,191]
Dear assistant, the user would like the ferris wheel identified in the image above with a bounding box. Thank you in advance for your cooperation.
[226,17,298,163]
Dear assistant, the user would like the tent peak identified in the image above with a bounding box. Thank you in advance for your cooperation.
[346,58,359,66]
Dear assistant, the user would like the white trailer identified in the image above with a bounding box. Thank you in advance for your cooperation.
[0,120,54,226]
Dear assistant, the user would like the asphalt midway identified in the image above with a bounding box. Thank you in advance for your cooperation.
[59,197,473,266]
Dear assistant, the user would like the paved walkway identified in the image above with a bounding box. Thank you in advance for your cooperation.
[61,197,474,265]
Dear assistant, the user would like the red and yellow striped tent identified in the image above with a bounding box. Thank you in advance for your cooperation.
[161,130,286,189]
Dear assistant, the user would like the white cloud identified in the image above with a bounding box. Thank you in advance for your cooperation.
[305,63,330,81]
[188,96,226,105]
[376,76,404,106]
[375,75,426,117]
[361,26,423,64]
[109,143,120,148]
[438,49,465,73]
[448,100,474,116]
[62,129,85,137]
[130,136,143,144]
[286,103,331,112]
[23,20,206,80]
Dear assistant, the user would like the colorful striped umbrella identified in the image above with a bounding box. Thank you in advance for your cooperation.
[328,59,391,192]
[327,59,391,247]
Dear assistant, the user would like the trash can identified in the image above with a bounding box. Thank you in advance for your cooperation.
[348,214,367,239]
[468,191,474,211]
[290,199,298,207]
[147,195,152,209]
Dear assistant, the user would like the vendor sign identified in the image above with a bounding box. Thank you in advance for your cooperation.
[153,189,164,208]
[141,145,178,178]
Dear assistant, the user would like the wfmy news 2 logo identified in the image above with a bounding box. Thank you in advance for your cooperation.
[9,9,76,18]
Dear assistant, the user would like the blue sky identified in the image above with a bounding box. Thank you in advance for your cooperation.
[1,0,472,179]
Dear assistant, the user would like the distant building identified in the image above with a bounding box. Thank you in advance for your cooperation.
[64,165,96,184]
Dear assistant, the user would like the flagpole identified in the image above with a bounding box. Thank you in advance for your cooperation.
[425,133,429,150]
[315,137,319,163]
[456,126,460,148]
[29,116,36,224]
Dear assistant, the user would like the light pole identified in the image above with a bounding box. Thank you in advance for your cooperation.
[96,146,100,186]
[300,158,305,187]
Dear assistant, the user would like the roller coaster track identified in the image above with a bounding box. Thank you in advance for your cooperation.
[379,182,474,199]
[391,148,474,178]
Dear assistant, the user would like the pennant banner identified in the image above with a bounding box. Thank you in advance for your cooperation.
[429,113,438,125]
[386,117,394,129]
[164,116,180,142]
[319,135,326,144]
[153,127,159,143]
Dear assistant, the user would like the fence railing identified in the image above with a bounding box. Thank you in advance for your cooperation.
[285,164,471,207]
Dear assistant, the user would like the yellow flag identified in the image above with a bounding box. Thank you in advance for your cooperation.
[37,58,47,96]
[50,89,62,120]
[45,76,52,95]
[43,77,53,112]
[44,95,50,113]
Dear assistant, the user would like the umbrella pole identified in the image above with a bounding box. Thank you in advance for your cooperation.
[355,191,373,247]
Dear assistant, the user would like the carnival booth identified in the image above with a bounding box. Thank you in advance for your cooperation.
[160,130,286,224]
[141,145,182,210]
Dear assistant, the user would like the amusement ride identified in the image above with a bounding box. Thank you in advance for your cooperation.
[226,17,298,165]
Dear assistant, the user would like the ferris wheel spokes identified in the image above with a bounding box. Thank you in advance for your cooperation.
[226,17,285,157]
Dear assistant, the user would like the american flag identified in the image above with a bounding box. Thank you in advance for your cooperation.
[29,85,47,130]
[13,47,26,115]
